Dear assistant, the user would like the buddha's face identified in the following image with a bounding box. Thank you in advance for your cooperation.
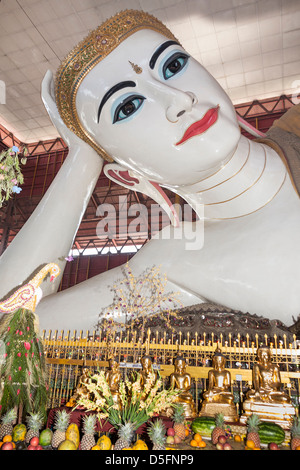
[109,359,119,370]
[258,348,271,364]
[213,355,225,370]
[141,357,151,369]
[175,359,186,372]
[76,29,240,186]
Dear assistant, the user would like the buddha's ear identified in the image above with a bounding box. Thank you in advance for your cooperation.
[104,163,180,227]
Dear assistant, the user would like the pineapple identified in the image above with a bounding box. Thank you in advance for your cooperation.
[25,411,44,444]
[80,414,96,450]
[291,417,300,450]
[0,408,17,439]
[148,419,166,450]
[114,422,135,450]
[172,404,186,440]
[211,413,225,444]
[51,409,70,449]
[246,413,261,448]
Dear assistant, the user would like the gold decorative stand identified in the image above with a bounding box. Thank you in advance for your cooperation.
[199,402,239,423]
[240,401,296,430]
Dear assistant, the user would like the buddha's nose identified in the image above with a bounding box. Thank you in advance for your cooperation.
[177,110,186,117]
[166,91,197,123]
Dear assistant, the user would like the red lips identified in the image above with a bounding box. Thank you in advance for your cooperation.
[175,105,219,145]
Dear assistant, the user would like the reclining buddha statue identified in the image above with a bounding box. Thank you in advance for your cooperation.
[0,10,299,332]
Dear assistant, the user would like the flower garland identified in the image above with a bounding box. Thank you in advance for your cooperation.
[74,369,178,431]
[0,146,27,206]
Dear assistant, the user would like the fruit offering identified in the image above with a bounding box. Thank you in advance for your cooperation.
[27,436,43,450]
[97,434,112,450]
[0,406,295,451]
[148,419,167,450]
[246,414,261,449]
[190,433,206,448]
[191,416,216,438]
[291,417,300,450]
[211,413,226,444]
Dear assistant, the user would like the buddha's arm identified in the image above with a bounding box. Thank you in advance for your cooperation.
[184,375,191,391]
[224,371,231,389]
[252,365,261,391]
[0,71,103,301]
[0,145,102,299]
[170,374,176,389]
[207,370,215,391]
[272,366,283,389]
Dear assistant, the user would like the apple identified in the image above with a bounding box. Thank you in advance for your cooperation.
[223,443,232,450]
[36,445,44,450]
[218,435,227,444]
[166,435,175,444]
[174,435,181,444]
[30,437,39,447]
[1,442,14,450]
[27,445,37,450]
[167,427,175,436]
[268,442,279,450]
[216,442,224,450]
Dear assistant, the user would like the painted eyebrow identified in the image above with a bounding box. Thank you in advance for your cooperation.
[149,40,180,70]
[97,80,136,122]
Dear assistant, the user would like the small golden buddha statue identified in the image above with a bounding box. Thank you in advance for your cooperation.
[199,348,238,422]
[105,357,122,409]
[241,346,296,428]
[140,354,157,388]
[246,346,291,403]
[169,355,197,419]
[69,367,91,406]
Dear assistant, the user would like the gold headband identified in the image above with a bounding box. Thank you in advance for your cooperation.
[55,10,178,162]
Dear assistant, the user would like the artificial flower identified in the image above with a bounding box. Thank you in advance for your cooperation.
[12,185,22,194]
[0,146,26,206]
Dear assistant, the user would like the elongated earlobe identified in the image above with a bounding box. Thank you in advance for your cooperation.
[104,163,180,227]
[237,114,266,138]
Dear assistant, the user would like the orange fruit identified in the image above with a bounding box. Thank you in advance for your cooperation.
[194,433,202,443]
[234,434,242,442]
[190,439,198,447]
[0,442,3,449]
[246,440,255,449]
[185,428,190,437]
[3,435,12,443]
[296,446,300,451]
[198,440,207,448]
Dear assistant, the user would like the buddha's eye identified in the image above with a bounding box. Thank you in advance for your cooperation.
[113,95,145,123]
[163,52,189,80]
